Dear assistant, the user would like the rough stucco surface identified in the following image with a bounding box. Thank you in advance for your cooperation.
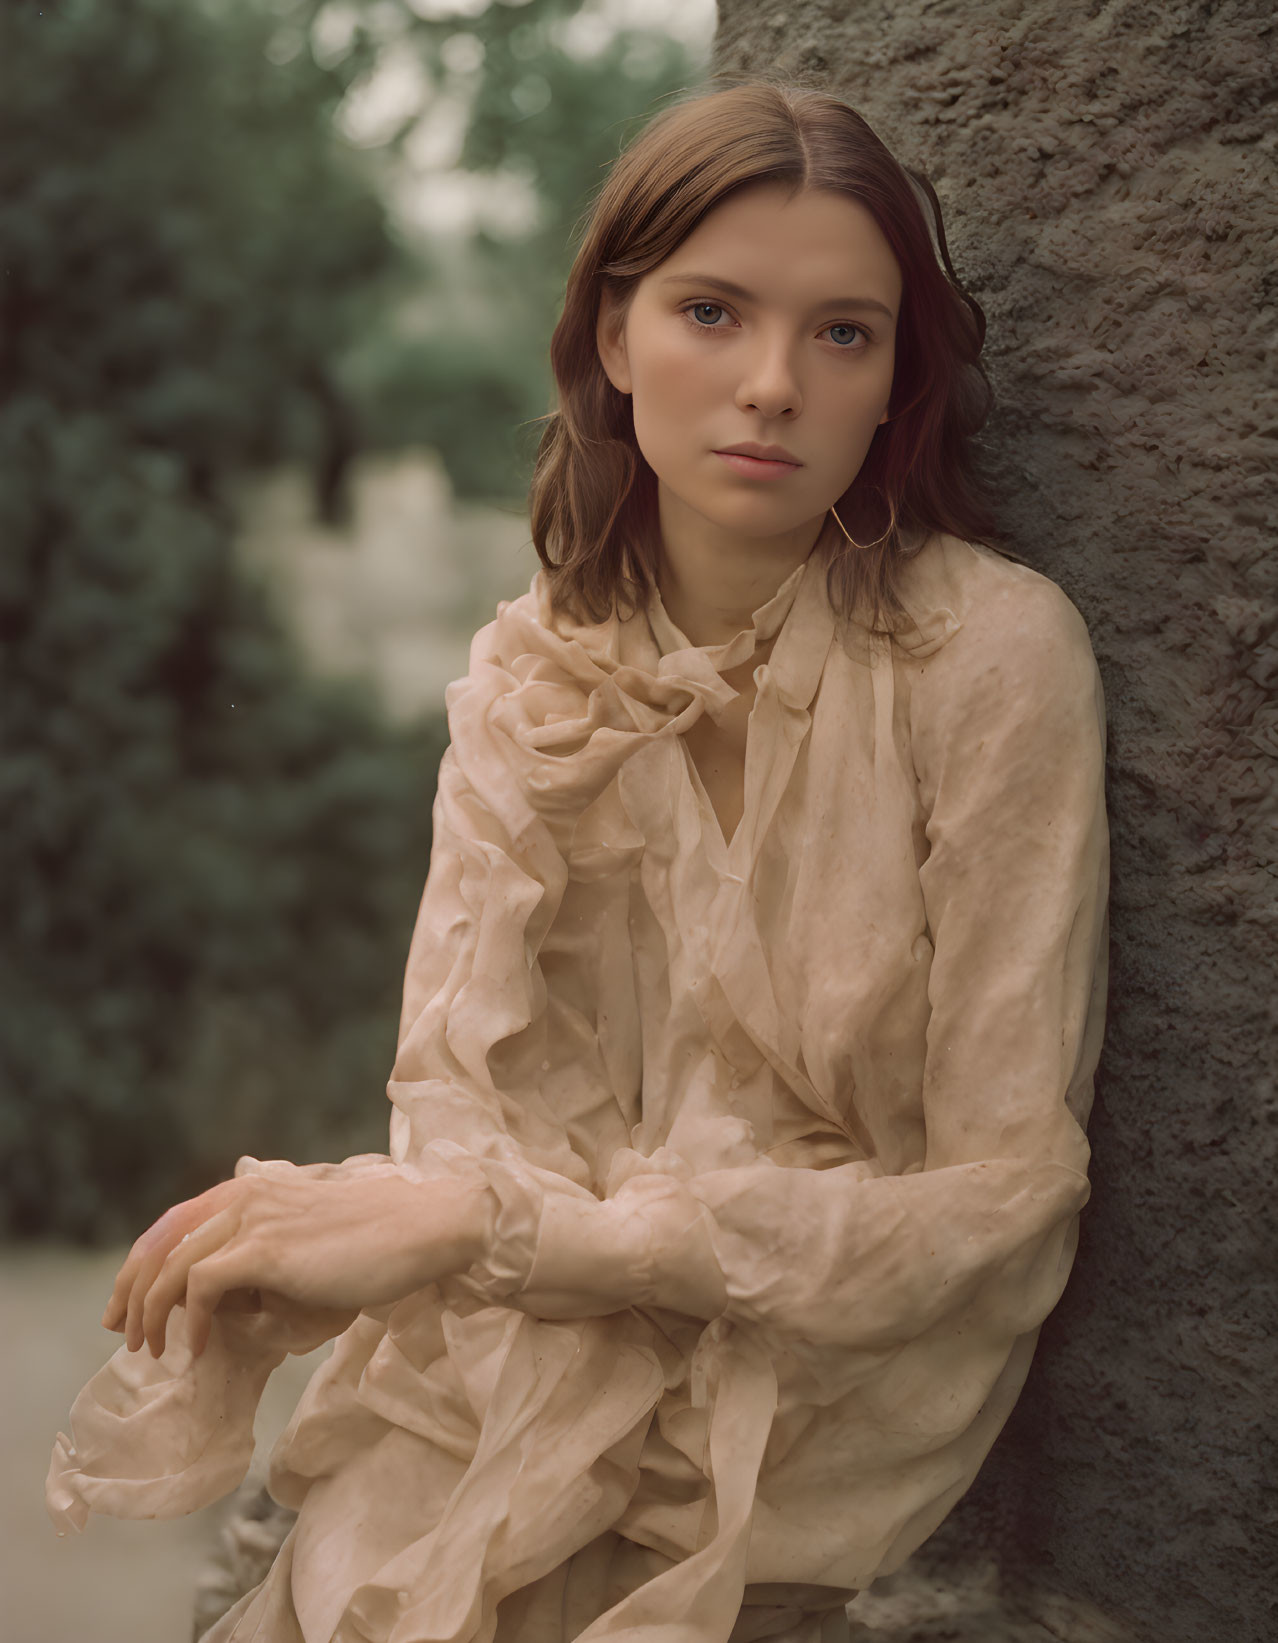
[711,3,1276,1640]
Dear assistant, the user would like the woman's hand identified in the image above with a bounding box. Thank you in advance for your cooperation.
[101,1162,496,1361]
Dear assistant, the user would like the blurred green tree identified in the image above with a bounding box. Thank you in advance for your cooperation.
[0,0,446,1242]
[329,0,711,499]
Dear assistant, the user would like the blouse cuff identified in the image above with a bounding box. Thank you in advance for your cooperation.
[446,1152,543,1304]
[522,1172,729,1322]
[444,1148,729,1322]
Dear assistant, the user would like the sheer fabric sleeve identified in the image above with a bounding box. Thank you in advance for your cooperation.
[498,575,1110,1378]
[383,723,733,1325]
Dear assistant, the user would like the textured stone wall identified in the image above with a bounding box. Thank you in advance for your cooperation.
[710,3,1275,1640]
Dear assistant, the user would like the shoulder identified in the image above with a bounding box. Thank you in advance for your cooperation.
[899,532,1100,692]
[467,570,623,675]
[899,534,1106,783]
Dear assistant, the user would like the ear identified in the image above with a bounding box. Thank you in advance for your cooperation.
[596,288,633,396]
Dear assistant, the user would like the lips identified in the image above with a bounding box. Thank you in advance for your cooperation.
[716,443,802,464]
[714,450,802,480]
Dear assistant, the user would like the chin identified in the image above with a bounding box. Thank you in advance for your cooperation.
[656,476,798,533]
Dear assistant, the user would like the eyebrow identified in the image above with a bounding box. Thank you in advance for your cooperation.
[657,271,895,321]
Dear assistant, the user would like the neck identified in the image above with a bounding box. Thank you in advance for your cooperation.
[653,484,827,648]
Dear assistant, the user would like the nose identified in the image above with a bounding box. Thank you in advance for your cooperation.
[733,332,803,419]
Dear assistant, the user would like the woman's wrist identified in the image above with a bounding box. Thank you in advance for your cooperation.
[386,1168,502,1297]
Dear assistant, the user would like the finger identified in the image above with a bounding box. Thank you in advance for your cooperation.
[122,1215,206,1350]
[103,1205,190,1330]
[105,1183,237,1331]
[124,1229,191,1353]
[140,1206,239,1359]
[119,1183,241,1347]
[185,1250,255,1360]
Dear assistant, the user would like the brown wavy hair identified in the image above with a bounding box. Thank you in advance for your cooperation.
[527,74,1017,636]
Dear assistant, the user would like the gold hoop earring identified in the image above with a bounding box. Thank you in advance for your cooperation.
[829,502,894,551]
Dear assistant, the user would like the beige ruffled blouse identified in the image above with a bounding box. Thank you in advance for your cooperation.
[47,531,1110,1643]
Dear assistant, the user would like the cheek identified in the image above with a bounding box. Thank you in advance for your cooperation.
[838,335,893,390]
[633,329,710,404]
[869,344,897,409]
[824,358,895,437]
[629,339,712,465]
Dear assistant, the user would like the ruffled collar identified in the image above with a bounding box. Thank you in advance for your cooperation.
[644,555,808,666]
[640,539,963,686]
[639,551,833,720]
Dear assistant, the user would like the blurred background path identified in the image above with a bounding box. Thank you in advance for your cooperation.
[232,451,538,720]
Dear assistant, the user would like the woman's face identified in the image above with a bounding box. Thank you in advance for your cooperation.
[596,181,902,550]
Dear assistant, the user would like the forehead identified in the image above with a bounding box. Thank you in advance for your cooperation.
[650,183,903,312]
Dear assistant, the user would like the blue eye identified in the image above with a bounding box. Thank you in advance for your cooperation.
[679,303,869,348]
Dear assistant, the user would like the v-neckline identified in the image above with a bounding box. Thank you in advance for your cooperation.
[640,552,833,877]
[648,575,800,867]
[678,644,772,858]
[682,736,747,860]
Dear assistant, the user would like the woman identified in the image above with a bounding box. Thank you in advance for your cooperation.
[48,79,1110,1643]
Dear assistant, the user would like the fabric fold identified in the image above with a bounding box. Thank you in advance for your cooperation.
[46,1306,286,1533]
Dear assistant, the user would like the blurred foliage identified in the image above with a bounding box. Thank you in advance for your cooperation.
[329,0,710,497]
[0,0,446,1242]
[3,0,392,501]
